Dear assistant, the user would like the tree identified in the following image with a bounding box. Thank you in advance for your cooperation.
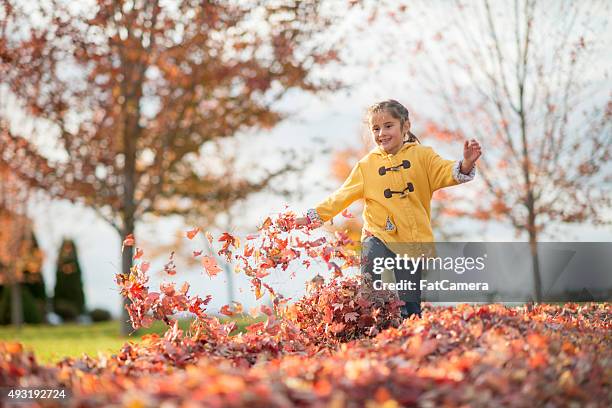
[0,227,46,325]
[369,0,611,301]
[1,0,348,334]
[0,173,40,327]
[0,284,43,325]
[53,239,86,321]
[0,123,53,326]
[0,230,46,325]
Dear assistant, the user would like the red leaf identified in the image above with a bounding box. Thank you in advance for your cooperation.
[122,234,135,252]
[160,282,175,296]
[341,209,354,218]
[220,304,234,316]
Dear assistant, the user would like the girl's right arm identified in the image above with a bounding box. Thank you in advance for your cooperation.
[298,162,364,228]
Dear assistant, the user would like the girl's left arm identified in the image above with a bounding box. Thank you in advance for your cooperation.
[426,139,481,191]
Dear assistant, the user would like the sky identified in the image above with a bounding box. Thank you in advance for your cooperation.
[5,1,611,318]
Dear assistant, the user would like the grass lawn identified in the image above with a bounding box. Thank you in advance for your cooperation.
[0,316,263,364]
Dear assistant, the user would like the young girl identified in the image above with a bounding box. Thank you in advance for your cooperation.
[296,99,482,319]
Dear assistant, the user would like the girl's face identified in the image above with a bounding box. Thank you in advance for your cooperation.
[369,111,407,155]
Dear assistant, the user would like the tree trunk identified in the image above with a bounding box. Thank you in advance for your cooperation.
[528,208,543,302]
[225,262,234,305]
[120,240,134,336]
[120,116,138,336]
[10,280,23,328]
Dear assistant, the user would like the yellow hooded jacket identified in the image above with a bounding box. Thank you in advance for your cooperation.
[310,141,476,246]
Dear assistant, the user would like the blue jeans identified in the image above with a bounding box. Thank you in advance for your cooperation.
[361,236,422,318]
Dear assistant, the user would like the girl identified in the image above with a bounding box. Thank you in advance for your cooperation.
[296,99,482,319]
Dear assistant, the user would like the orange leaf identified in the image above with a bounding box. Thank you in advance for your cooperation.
[205,231,214,245]
[186,227,200,240]
[232,301,243,314]
[133,247,144,260]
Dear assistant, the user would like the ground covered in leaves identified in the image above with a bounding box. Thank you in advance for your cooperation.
[2,213,610,406]
[2,302,610,407]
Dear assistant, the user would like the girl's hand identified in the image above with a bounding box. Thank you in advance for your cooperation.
[462,138,482,172]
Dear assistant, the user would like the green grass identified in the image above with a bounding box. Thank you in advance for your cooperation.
[0,315,264,365]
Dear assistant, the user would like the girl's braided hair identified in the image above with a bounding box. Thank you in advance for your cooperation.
[367,99,421,144]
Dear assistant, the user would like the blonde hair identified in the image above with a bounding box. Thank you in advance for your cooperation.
[367,99,421,144]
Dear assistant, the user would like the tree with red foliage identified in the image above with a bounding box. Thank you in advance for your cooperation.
[1,0,349,334]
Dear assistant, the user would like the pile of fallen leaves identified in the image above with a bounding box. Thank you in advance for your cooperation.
[1,303,610,407]
[283,275,405,346]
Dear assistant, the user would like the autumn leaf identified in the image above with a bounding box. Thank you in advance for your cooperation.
[122,234,135,252]
[260,217,273,230]
[252,278,263,300]
[330,322,345,333]
[160,282,175,296]
[133,247,144,260]
[220,304,235,316]
[218,232,240,249]
[164,251,176,275]
[202,256,222,277]
[341,209,354,218]
[344,312,359,322]
[249,306,260,318]
[205,231,214,245]
[186,227,200,240]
